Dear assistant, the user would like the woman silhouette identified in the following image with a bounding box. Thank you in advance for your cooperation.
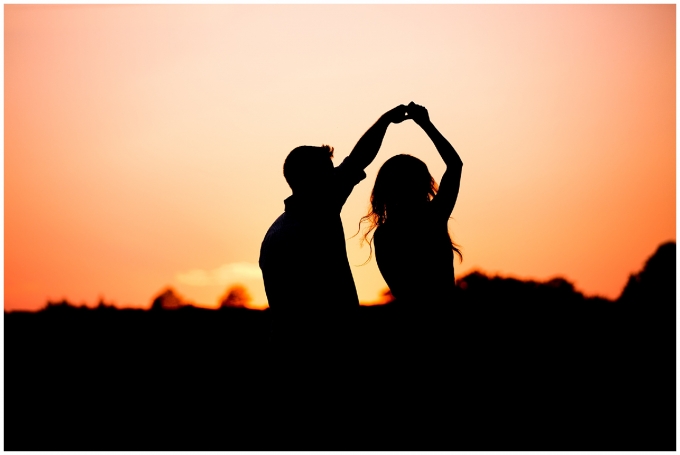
[361,102,463,308]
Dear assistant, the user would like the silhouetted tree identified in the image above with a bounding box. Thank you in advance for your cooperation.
[44,299,76,312]
[456,270,588,306]
[618,241,676,305]
[96,298,116,311]
[544,277,575,293]
[151,288,186,311]
[219,284,251,308]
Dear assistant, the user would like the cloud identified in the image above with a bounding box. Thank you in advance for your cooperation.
[176,262,262,287]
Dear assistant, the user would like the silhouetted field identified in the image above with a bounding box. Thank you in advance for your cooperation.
[5,242,675,450]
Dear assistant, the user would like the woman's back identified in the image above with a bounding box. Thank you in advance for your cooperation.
[374,205,455,306]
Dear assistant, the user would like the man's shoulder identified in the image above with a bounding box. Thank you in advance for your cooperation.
[266,212,287,230]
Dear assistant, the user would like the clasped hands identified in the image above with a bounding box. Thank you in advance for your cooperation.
[384,101,430,126]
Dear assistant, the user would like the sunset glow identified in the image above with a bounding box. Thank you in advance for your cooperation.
[5,5,675,311]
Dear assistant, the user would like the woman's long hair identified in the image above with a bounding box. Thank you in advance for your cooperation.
[357,154,463,263]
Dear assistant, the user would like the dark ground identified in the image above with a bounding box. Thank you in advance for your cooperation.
[4,242,676,450]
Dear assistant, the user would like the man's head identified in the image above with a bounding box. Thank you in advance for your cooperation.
[283,145,335,195]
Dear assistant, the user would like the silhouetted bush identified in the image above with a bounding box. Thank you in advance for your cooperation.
[618,241,676,305]
[151,287,191,311]
[219,284,252,308]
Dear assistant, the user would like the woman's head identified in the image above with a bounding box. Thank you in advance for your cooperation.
[371,154,437,222]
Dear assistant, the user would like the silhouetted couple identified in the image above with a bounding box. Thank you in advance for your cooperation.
[259,102,463,360]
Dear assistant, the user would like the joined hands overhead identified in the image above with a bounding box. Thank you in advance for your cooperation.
[348,101,441,170]
[406,101,430,126]
[383,104,411,124]
[383,102,430,126]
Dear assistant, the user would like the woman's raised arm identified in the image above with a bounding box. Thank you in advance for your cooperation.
[407,102,463,218]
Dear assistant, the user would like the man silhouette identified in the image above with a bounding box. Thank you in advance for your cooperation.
[259,105,409,357]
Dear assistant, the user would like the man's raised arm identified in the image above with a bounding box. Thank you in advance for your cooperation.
[345,105,410,170]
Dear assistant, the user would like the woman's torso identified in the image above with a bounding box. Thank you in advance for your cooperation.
[374,205,455,306]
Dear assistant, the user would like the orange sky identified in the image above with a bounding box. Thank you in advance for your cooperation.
[4,4,676,311]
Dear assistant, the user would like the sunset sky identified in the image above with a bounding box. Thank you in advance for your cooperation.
[5,4,676,311]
